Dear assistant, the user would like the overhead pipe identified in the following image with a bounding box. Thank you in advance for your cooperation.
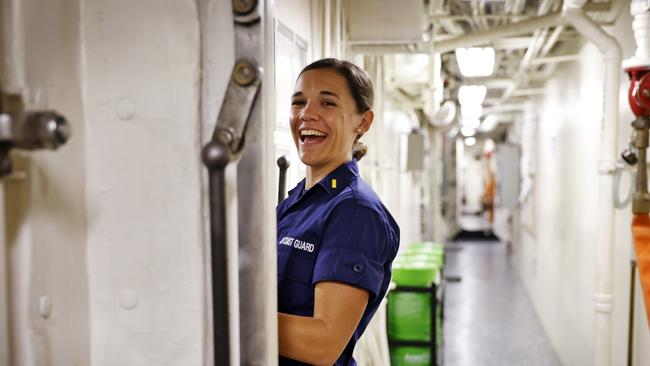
[433,12,563,53]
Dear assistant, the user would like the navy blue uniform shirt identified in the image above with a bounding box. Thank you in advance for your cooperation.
[276,159,400,366]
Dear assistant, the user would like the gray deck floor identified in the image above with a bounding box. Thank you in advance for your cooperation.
[442,239,562,366]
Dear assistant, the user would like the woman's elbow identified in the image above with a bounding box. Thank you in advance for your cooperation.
[310,347,344,366]
[303,333,346,366]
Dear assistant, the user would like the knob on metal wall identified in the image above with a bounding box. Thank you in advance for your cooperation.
[0,92,71,177]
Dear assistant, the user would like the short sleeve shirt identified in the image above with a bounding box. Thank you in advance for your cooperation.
[276,160,400,366]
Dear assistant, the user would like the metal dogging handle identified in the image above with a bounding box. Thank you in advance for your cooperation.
[0,91,71,177]
[632,116,650,213]
[277,155,290,204]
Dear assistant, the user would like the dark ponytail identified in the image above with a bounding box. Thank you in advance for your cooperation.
[352,138,368,161]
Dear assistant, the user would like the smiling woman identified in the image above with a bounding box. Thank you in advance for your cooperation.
[276,58,400,366]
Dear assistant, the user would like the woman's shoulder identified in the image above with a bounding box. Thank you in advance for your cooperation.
[333,178,400,235]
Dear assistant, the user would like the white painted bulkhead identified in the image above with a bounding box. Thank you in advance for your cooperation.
[0,0,240,364]
[504,8,650,366]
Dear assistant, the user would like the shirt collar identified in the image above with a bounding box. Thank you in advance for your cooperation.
[317,159,359,196]
[286,159,359,206]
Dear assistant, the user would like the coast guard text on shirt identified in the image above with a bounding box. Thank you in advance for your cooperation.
[279,236,316,253]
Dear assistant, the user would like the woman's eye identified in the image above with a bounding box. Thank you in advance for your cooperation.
[322,100,336,107]
[291,100,305,106]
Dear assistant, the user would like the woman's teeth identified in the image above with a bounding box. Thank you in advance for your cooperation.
[300,129,327,142]
[301,130,326,137]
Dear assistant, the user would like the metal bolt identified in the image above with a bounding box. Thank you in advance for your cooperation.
[217,129,234,145]
[232,60,257,87]
[232,0,257,15]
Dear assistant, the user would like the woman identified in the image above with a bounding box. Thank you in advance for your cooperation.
[276,58,400,365]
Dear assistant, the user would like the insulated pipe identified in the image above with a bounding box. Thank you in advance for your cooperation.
[433,12,564,53]
[333,0,342,58]
[562,5,622,366]
[0,181,9,366]
[323,0,331,57]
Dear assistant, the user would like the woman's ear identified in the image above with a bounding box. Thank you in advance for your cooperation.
[356,110,374,133]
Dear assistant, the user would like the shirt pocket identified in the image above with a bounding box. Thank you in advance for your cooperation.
[277,246,316,285]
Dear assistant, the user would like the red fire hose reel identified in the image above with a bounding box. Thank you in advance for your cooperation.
[627,66,650,117]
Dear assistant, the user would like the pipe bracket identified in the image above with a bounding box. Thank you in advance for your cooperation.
[593,292,614,313]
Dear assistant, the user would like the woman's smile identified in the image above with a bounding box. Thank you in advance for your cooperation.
[299,128,328,146]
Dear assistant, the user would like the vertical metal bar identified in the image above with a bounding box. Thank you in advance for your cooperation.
[0,180,10,366]
[202,141,232,366]
[237,1,277,364]
[277,156,289,204]
[627,260,636,366]
[208,169,229,366]
[430,283,437,366]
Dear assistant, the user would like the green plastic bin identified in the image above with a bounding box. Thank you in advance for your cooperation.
[388,261,440,341]
[388,243,445,365]
[389,346,430,366]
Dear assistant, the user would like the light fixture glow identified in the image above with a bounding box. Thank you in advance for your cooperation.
[458,85,487,105]
[461,126,476,137]
[461,104,483,120]
[465,137,477,146]
[461,117,481,129]
[455,47,495,77]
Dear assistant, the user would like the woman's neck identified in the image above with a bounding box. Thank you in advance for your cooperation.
[305,158,351,190]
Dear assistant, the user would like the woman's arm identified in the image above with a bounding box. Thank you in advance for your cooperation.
[278,281,369,365]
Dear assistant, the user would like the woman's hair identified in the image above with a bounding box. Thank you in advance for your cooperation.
[299,58,373,161]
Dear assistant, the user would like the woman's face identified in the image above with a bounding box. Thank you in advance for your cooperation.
[290,68,372,169]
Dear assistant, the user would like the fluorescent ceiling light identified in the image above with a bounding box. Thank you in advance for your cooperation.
[461,104,483,120]
[465,137,477,146]
[458,85,487,105]
[461,117,481,129]
[461,126,476,137]
[455,47,495,77]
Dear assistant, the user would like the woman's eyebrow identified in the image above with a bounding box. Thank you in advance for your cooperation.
[291,91,304,98]
[320,91,340,99]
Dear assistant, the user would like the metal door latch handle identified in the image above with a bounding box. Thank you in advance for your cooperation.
[277,155,290,204]
[0,93,71,177]
[632,116,650,213]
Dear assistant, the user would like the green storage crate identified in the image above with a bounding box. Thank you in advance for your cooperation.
[390,346,430,366]
[388,261,439,341]
[388,243,445,365]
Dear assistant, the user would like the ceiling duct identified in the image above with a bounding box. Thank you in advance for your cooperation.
[347,0,428,54]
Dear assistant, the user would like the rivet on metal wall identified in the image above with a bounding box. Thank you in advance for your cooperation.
[232,0,257,15]
[38,296,53,319]
[118,288,139,310]
[115,98,136,121]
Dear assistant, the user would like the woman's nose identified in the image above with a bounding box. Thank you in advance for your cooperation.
[300,101,318,121]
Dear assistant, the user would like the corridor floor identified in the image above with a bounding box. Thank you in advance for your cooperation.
[442,238,562,366]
